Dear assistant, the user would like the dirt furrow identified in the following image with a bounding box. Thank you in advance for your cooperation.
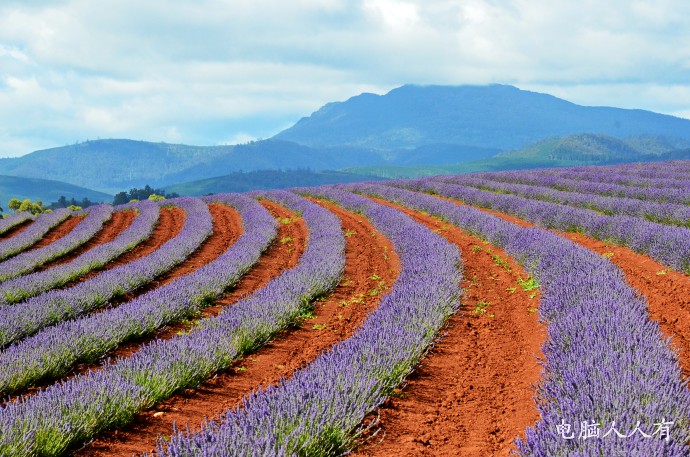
[0,219,33,240]
[350,198,544,457]
[37,210,136,271]
[77,199,400,457]
[26,215,85,250]
[67,206,186,286]
[436,194,690,382]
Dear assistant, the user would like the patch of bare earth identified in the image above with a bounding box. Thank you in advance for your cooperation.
[352,198,545,457]
[77,199,400,457]
[436,194,690,382]
[0,219,33,239]
[26,215,85,251]
[66,206,186,286]
[37,210,136,271]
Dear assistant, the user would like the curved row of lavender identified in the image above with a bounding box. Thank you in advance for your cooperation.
[0,197,211,349]
[410,178,690,274]
[0,191,345,456]
[155,187,462,456]
[346,183,690,456]
[0,204,113,284]
[497,163,690,190]
[465,169,690,205]
[0,211,34,236]
[528,163,690,188]
[445,174,690,227]
[0,194,273,396]
[0,208,72,261]
[0,201,160,305]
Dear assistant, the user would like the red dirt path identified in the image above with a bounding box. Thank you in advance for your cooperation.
[76,201,307,456]
[78,200,401,457]
[560,231,690,379]
[437,195,690,383]
[37,210,136,271]
[0,219,33,239]
[353,198,545,457]
[27,215,85,250]
[68,207,185,286]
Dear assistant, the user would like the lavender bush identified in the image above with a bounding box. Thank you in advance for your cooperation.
[0,212,34,236]
[446,174,690,227]
[0,208,72,261]
[0,191,343,456]
[0,201,159,304]
[407,178,690,274]
[154,187,462,456]
[0,204,113,283]
[0,197,211,348]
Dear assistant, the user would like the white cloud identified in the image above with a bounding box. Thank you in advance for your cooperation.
[0,0,689,157]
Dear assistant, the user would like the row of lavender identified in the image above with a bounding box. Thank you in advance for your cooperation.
[0,211,34,236]
[0,191,342,456]
[469,166,690,205]
[409,177,690,274]
[0,200,159,304]
[155,187,462,456]
[442,174,690,227]
[0,208,72,261]
[0,197,212,350]
[345,183,689,456]
[523,162,690,188]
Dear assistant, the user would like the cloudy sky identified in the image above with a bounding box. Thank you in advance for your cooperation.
[1,0,689,157]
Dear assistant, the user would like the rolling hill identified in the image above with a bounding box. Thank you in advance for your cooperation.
[0,175,112,206]
[275,84,690,150]
[2,84,690,192]
[163,169,387,196]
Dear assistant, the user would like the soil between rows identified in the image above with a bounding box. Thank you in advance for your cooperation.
[78,199,401,456]
[352,198,545,457]
[25,214,85,251]
[436,196,690,386]
[75,200,307,456]
[37,210,136,271]
[0,218,33,240]
[64,206,186,288]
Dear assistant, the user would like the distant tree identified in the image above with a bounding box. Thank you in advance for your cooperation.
[47,195,97,210]
[113,185,179,205]
[8,198,21,213]
[113,192,128,206]
[68,205,83,211]
[147,194,165,202]
[9,198,47,215]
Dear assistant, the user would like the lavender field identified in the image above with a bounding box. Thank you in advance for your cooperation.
[0,161,689,456]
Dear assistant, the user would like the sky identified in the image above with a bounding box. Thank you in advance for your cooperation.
[1,0,689,158]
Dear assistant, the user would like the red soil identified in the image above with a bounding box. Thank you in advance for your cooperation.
[560,232,690,379]
[75,201,307,456]
[27,215,85,250]
[70,207,185,285]
[37,210,136,271]
[352,198,545,457]
[438,196,690,387]
[0,219,34,239]
[5,204,242,403]
[77,199,401,457]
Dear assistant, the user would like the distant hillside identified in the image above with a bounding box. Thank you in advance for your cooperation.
[0,175,112,205]
[4,84,690,193]
[0,138,499,193]
[275,84,690,150]
[0,139,233,194]
[343,134,690,178]
[164,169,386,196]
